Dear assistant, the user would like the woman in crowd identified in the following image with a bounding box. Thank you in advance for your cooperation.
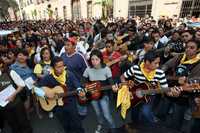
[83,49,117,133]
[34,47,54,80]
[34,47,54,118]
[0,58,33,133]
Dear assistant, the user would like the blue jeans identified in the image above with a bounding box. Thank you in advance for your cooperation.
[91,95,116,128]
[131,97,157,125]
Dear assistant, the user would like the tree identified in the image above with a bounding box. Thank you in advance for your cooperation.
[0,0,18,21]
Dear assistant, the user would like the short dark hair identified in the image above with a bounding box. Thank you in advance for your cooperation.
[172,30,180,35]
[106,40,115,46]
[144,50,160,63]
[51,56,64,68]
[16,49,29,57]
[181,29,195,36]
[151,29,160,35]
[186,40,200,49]
[143,37,154,44]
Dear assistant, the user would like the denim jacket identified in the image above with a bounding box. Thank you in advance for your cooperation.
[10,62,36,81]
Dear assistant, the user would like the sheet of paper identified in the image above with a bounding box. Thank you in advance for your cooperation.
[25,77,35,90]
[0,85,16,107]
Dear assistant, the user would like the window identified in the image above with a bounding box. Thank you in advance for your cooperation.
[128,0,152,17]
[72,0,81,20]
[180,0,194,18]
[63,6,67,19]
[87,1,92,18]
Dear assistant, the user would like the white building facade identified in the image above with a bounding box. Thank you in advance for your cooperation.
[17,0,116,20]
[16,0,198,20]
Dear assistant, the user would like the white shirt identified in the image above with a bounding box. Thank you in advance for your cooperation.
[10,70,25,87]
[59,41,89,57]
[159,35,169,45]
[76,41,89,55]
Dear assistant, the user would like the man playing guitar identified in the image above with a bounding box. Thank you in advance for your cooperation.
[113,50,169,127]
[161,40,200,132]
[36,57,85,133]
[102,40,123,83]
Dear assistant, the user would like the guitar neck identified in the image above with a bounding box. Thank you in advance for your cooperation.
[66,91,77,97]
[99,85,112,91]
[140,87,171,95]
[140,85,200,96]
[99,82,129,91]
[106,55,127,66]
[53,90,77,98]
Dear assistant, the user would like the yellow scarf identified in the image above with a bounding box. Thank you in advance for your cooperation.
[43,61,51,65]
[180,53,200,64]
[140,62,156,81]
[117,85,131,119]
[51,69,66,85]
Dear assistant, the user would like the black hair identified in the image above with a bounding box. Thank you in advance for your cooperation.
[89,49,106,68]
[40,47,54,62]
[41,36,49,45]
[143,37,154,44]
[172,30,180,35]
[51,56,64,68]
[180,23,187,28]
[151,20,156,23]
[144,50,160,63]
[16,48,29,57]
[106,40,115,46]
[151,29,160,35]
[8,48,18,56]
[128,26,137,33]
[181,29,195,36]
[186,40,200,49]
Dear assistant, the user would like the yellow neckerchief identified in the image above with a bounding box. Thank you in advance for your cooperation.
[43,61,51,65]
[117,85,131,119]
[180,53,200,64]
[140,61,156,81]
[51,69,66,85]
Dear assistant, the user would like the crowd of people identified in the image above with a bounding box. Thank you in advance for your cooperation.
[0,15,200,133]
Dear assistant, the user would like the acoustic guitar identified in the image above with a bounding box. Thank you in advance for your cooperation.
[38,86,76,111]
[130,82,200,107]
[37,81,132,111]
[105,55,128,67]
[78,81,133,104]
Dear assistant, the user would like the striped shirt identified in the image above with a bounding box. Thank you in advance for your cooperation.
[124,65,168,89]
